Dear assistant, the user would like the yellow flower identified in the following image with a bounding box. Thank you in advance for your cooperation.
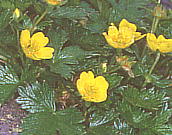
[45,0,61,5]
[20,29,54,60]
[147,33,172,53]
[103,19,145,48]
[76,71,109,102]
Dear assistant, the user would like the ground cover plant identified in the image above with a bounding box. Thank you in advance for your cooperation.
[0,0,172,134]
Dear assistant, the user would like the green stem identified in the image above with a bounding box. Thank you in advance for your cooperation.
[142,0,161,88]
[17,29,25,68]
[151,17,160,33]
[30,9,48,33]
[148,52,161,75]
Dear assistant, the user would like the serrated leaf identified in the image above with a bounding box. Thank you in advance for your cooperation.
[51,62,73,79]
[51,6,96,20]
[20,111,58,135]
[90,109,116,127]
[123,87,166,110]
[153,80,172,88]
[87,125,115,135]
[104,73,123,89]
[48,28,68,50]
[16,83,56,113]
[108,0,149,25]
[20,108,84,135]
[85,14,107,33]
[0,65,18,104]
[58,46,86,63]
[113,118,133,135]
[56,108,84,135]
[51,46,86,79]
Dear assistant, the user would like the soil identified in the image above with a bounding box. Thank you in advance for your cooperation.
[0,98,27,135]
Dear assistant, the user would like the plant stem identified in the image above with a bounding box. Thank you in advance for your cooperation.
[151,17,160,34]
[30,9,48,33]
[17,29,25,68]
[148,52,161,75]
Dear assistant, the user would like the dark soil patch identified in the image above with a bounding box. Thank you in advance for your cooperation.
[0,99,27,135]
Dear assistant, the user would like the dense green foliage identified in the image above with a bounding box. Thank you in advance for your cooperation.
[0,0,172,135]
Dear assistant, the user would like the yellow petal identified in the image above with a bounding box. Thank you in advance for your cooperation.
[88,71,94,79]
[118,27,134,45]
[119,19,137,32]
[31,32,49,49]
[94,76,109,102]
[157,35,167,42]
[27,53,42,60]
[103,32,119,48]
[76,79,86,97]
[108,23,119,40]
[158,36,172,53]
[34,47,54,60]
[46,0,61,5]
[20,29,31,49]
[134,32,146,41]
[146,33,158,51]
[79,72,88,80]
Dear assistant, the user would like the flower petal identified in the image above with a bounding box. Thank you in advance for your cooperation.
[34,47,54,60]
[119,19,137,32]
[158,36,172,53]
[134,32,146,41]
[108,23,119,40]
[20,29,31,49]
[31,32,49,49]
[146,33,158,51]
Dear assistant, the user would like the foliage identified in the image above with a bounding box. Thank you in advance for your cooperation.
[0,0,171,135]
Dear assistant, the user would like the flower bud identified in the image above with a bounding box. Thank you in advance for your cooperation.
[45,0,61,5]
[13,8,20,20]
[152,5,167,18]
[101,63,107,73]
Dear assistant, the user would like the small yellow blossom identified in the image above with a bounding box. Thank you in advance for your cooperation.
[20,29,54,60]
[13,8,20,19]
[147,33,172,53]
[103,19,145,48]
[45,0,61,5]
[76,71,109,102]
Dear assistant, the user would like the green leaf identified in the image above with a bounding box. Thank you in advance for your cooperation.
[85,14,107,33]
[16,83,56,113]
[0,65,18,104]
[50,6,96,20]
[113,118,133,135]
[20,111,59,135]
[0,9,11,31]
[20,108,84,135]
[122,87,166,110]
[58,46,86,63]
[89,109,116,127]
[104,73,123,89]
[51,46,86,79]
[153,80,172,88]
[51,62,73,79]
[118,102,153,129]
[87,125,115,135]
[55,108,84,135]
[107,0,149,25]
[48,28,68,50]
